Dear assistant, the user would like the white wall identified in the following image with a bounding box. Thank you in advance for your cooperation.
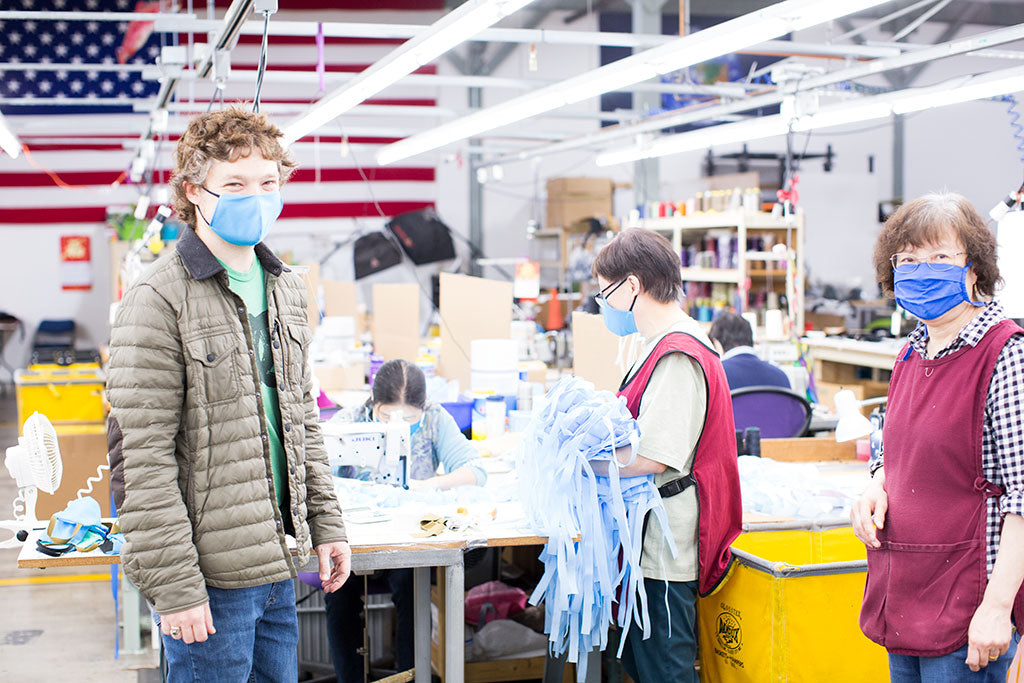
[650,21,1024,294]
[0,224,112,370]
[5,16,1024,372]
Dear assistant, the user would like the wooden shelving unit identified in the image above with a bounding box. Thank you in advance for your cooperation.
[637,210,806,333]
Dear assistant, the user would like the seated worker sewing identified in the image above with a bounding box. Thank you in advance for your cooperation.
[325,359,486,681]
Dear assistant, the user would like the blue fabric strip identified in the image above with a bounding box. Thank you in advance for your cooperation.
[518,377,678,681]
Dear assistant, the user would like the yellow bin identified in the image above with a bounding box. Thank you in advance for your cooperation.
[15,365,106,428]
[697,520,888,682]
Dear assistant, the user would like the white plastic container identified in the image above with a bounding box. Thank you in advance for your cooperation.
[470,339,519,395]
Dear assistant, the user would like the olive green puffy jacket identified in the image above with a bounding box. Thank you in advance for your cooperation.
[107,228,346,615]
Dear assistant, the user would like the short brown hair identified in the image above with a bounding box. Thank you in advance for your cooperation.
[873,192,1001,298]
[169,107,297,228]
[592,228,682,303]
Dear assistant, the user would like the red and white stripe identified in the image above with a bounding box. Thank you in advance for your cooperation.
[0,3,447,228]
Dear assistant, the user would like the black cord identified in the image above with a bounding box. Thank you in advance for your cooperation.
[338,124,475,364]
[206,82,219,113]
[252,11,271,113]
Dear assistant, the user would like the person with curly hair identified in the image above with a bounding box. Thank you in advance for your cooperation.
[107,107,350,682]
[852,192,1024,681]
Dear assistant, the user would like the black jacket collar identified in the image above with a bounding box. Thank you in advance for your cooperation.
[176,227,287,281]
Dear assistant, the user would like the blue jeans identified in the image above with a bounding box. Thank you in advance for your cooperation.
[889,636,1019,683]
[156,579,298,683]
[620,579,698,683]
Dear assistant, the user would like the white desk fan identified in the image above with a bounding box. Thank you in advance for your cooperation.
[1,412,62,548]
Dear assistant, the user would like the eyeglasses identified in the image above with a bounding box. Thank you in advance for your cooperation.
[376,408,423,424]
[890,251,967,273]
[595,278,628,304]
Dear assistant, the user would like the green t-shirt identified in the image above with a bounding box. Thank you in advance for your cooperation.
[219,256,288,511]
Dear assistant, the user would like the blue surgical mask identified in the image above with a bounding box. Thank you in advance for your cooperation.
[596,279,639,337]
[893,262,984,321]
[409,419,422,436]
[197,187,283,246]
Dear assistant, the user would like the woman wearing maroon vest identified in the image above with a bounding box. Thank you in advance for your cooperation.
[851,193,1024,681]
[591,228,742,683]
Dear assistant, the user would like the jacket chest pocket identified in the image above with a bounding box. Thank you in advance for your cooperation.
[285,323,311,391]
[185,332,243,404]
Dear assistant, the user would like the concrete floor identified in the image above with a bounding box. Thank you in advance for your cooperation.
[0,390,156,681]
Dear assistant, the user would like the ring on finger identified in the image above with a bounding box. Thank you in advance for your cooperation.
[988,653,999,661]
[170,626,182,639]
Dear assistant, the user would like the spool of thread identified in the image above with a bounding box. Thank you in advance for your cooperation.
[485,396,507,438]
[743,427,761,457]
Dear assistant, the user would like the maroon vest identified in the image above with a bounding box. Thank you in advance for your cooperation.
[860,319,1024,655]
[618,331,743,596]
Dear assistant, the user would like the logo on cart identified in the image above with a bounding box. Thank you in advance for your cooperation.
[716,612,742,652]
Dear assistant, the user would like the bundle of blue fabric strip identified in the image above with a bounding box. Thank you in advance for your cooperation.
[517,376,676,681]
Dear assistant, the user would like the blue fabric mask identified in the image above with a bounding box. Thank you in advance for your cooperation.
[597,298,638,337]
[596,287,638,337]
[198,187,283,246]
[893,262,984,321]
[409,418,422,436]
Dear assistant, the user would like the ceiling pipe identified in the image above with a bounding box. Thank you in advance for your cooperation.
[477,21,1024,167]
[151,15,898,58]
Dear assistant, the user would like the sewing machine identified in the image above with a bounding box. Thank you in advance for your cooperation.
[321,421,411,488]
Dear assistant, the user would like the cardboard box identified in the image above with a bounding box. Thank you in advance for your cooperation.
[571,312,632,393]
[438,273,513,390]
[37,424,111,519]
[371,283,420,362]
[816,380,889,416]
[314,363,367,391]
[546,177,614,229]
[518,360,548,384]
[322,279,363,337]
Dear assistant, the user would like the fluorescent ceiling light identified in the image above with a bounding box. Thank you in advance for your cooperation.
[281,0,536,146]
[376,0,892,165]
[0,110,22,159]
[790,100,893,131]
[597,64,1024,167]
[597,115,789,166]
[891,67,1024,113]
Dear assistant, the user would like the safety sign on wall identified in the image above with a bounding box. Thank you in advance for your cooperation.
[60,235,92,291]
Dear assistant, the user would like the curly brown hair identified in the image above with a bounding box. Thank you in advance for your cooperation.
[873,192,1001,298]
[169,107,297,228]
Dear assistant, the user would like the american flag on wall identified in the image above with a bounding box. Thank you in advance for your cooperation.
[0,0,445,227]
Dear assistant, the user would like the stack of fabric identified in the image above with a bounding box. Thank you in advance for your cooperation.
[517,377,675,680]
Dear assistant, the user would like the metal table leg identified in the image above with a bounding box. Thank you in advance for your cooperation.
[444,555,465,683]
[121,573,142,655]
[413,566,431,683]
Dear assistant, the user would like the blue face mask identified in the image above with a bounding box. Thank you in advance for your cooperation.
[596,279,639,337]
[893,262,984,321]
[198,187,283,246]
[375,406,423,435]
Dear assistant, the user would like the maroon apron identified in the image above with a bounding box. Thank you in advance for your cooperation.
[860,319,1024,655]
[618,331,743,597]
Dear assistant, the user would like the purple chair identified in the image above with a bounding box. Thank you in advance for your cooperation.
[730,385,812,439]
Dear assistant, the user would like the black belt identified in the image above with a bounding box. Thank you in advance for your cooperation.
[658,474,696,498]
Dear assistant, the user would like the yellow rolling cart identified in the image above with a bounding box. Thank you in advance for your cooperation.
[697,519,888,682]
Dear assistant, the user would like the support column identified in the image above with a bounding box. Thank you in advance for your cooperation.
[892,112,905,203]
[632,0,668,209]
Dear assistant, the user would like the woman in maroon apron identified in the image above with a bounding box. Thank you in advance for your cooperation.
[851,193,1024,681]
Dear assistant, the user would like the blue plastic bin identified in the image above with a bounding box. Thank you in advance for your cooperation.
[441,397,473,432]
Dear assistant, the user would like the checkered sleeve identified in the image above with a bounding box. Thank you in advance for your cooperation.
[987,335,1024,519]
